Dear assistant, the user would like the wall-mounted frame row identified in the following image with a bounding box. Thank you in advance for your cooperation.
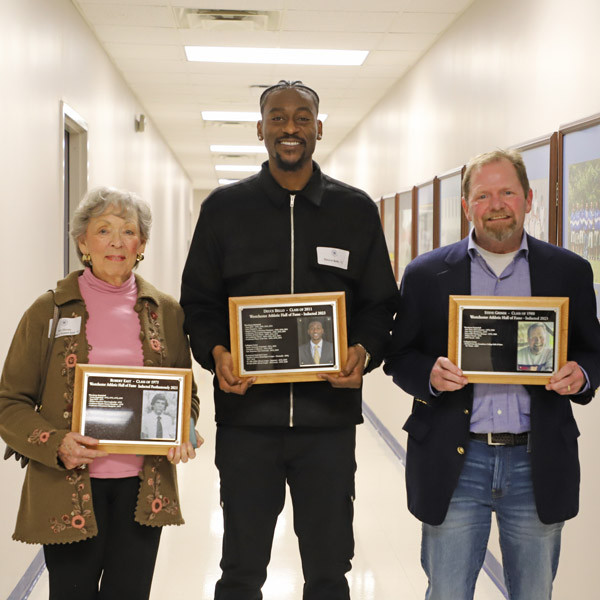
[378,113,600,299]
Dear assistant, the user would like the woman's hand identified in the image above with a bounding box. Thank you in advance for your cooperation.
[58,432,108,470]
[167,430,204,465]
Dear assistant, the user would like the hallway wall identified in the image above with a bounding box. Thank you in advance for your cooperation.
[324,0,600,597]
[0,1,193,596]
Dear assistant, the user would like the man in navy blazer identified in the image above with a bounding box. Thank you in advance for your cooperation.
[385,149,600,600]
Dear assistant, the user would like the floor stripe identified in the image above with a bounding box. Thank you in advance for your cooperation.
[362,400,509,600]
[7,548,46,600]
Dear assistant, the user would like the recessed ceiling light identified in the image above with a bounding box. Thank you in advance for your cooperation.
[185,46,368,66]
[215,165,261,173]
[202,111,328,122]
[211,145,267,153]
[219,178,240,185]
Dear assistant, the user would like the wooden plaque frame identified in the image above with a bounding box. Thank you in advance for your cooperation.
[448,296,569,384]
[229,292,348,384]
[73,365,192,454]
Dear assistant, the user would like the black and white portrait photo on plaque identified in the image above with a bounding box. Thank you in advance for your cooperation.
[140,390,178,441]
[297,316,335,367]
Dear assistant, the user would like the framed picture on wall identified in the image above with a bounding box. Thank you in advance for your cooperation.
[559,114,600,316]
[438,167,464,247]
[396,189,413,280]
[381,193,398,278]
[416,181,435,256]
[513,133,558,244]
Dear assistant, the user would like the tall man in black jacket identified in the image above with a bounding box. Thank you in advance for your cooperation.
[181,81,397,600]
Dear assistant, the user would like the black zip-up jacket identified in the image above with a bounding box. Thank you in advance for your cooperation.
[181,162,398,427]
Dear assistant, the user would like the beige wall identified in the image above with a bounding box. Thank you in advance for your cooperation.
[0,1,193,595]
[328,0,600,597]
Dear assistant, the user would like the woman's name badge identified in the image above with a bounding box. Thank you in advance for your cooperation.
[49,316,82,338]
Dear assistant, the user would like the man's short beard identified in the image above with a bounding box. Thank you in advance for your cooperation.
[483,219,516,242]
[275,152,309,172]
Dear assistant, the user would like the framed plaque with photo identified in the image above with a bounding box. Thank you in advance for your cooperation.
[229,292,348,384]
[73,365,192,454]
[448,296,569,384]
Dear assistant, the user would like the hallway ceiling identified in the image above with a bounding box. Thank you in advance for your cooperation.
[71,0,475,190]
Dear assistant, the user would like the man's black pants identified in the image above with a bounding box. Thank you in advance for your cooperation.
[214,424,357,600]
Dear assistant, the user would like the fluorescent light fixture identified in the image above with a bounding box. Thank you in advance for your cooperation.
[185,46,368,66]
[211,145,267,154]
[215,165,261,173]
[219,178,239,185]
[202,111,328,122]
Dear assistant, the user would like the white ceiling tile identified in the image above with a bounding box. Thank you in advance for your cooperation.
[93,25,181,44]
[283,0,409,11]
[104,42,183,60]
[391,11,456,33]
[365,50,421,66]
[378,33,437,51]
[173,0,286,9]
[403,0,473,13]
[278,31,383,49]
[75,0,167,4]
[281,10,394,33]
[77,4,175,27]
[116,57,188,73]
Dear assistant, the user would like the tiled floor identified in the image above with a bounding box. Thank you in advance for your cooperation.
[27,369,505,600]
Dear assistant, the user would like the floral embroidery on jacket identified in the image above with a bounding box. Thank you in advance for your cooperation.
[145,457,179,521]
[49,471,92,535]
[145,303,165,365]
[58,317,80,423]
[27,428,56,445]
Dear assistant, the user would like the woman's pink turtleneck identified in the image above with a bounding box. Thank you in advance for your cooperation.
[78,267,145,478]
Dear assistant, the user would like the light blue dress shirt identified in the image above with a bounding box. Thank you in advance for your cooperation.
[468,233,532,434]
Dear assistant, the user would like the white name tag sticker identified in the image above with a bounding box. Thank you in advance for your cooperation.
[49,316,82,338]
[316,247,349,270]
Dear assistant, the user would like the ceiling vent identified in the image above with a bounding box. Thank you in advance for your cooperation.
[173,8,281,31]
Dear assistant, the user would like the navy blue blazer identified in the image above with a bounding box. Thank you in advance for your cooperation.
[384,235,600,525]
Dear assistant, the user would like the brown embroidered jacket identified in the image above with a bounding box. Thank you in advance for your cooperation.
[0,270,200,544]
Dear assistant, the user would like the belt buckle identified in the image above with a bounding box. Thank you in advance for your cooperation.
[487,432,504,446]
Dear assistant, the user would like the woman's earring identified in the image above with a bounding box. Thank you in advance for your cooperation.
[82,254,92,266]
[136,253,145,264]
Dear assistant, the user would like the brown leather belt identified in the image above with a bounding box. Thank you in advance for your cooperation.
[470,432,529,446]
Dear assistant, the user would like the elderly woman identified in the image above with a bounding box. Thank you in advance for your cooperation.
[0,187,201,600]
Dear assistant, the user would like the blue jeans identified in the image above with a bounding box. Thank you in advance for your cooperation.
[421,439,563,600]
